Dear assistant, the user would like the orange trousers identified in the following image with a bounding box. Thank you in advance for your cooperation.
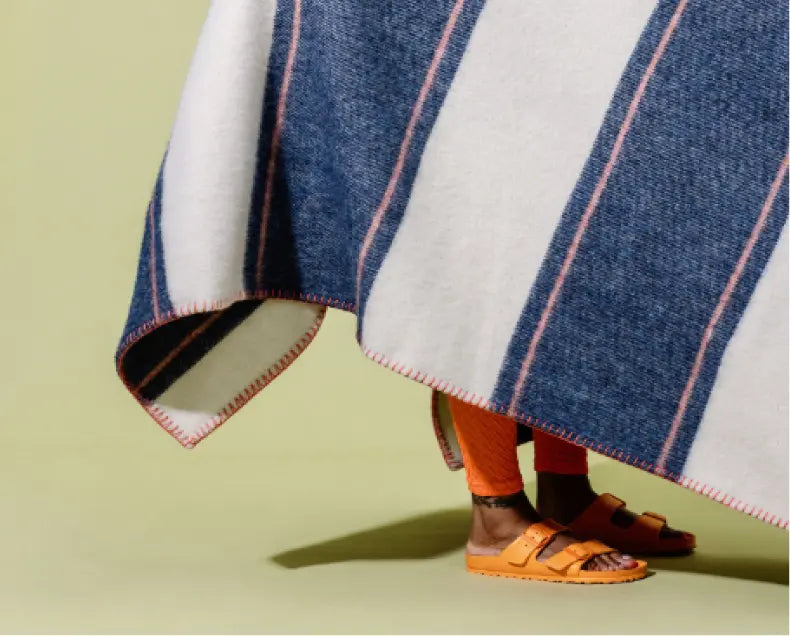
[447,396,588,496]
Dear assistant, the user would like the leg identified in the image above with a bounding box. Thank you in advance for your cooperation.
[447,397,636,571]
[533,428,598,522]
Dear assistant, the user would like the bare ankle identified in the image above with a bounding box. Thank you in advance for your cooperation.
[471,491,529,509]
[467,491,539,553]
[536,473,597,521]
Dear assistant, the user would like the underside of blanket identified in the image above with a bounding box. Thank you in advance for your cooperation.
[116,0,789,527]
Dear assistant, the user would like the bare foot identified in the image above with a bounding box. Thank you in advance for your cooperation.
[536,473,687,540]
[466,492,638,571]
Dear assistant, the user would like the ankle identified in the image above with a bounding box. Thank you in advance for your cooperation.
[537,472,594,494]
[468,491,538,546]
[536,473,597,521]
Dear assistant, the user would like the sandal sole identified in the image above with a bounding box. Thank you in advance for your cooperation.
[466,564,648,584]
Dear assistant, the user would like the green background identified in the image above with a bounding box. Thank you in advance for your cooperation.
[1,1,787,633]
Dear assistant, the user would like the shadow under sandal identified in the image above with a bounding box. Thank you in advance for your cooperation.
[569,493,696,556]
[466,519,647,584]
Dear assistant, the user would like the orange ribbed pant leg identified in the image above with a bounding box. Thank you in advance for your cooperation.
[447,396,524,496]
[448,397,589,492]
[533,429,588,475]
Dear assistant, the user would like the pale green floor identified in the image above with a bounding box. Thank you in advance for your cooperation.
[0,312,787,635]
[1,2,787,633]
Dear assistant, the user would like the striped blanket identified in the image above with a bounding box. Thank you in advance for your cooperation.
[116,0,789,527]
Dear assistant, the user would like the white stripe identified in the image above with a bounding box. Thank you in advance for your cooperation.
[361,0,657,400]
[150,0,325,444]
[683,225,788,521]
[161,0,277,305]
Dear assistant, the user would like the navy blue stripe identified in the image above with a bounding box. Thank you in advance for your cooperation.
[242,0,486,313]
[150,164,172,316]
[493,0,788,476]
[243,0,301,296]
[117,160,173,353]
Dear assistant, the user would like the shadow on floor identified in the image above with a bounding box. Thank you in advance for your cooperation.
[270,508,469,568]
[649,553,788,585]
[270,507,788,585]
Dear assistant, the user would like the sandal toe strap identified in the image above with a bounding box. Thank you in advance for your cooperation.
[580,539,616,556]
[542,540,615,573]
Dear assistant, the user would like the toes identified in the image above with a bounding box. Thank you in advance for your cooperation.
[600,555,616,571]
[607,553,631,570]
[590,557,605,571]
[585,553,638,571]
[583,551,639,571]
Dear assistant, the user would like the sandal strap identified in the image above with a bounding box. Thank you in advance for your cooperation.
[569,492,627,537]
[524,519,566,545]
[568,494,684,553]
[501,520,566,566]
[598,493,626,511]
[636,511,667,534]
[542,539,616,573]
[581,539,616,556]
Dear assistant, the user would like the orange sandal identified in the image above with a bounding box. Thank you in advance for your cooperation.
[466,519,647,584]
[568,493,696,555]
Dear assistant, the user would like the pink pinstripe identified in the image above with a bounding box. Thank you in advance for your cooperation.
[255,0,302,290]
[656,154,790,472]
[133,311,224,392]
[507,0,689,417]
[355,0,465,305]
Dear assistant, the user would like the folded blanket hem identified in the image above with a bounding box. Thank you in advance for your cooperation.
[115,290,788,529]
